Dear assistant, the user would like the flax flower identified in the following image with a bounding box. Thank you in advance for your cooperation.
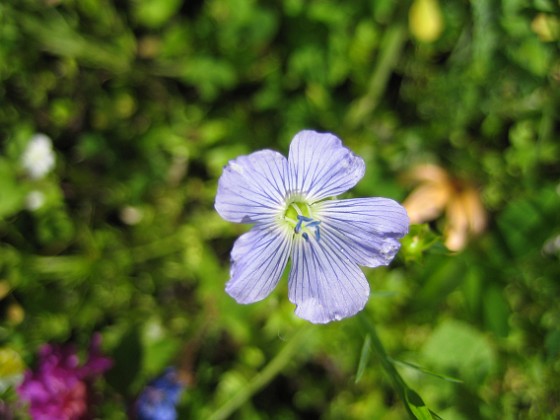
[403,164,486,251]
[215,130,409,324]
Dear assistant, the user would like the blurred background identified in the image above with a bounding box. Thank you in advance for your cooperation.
[1,0,559,418]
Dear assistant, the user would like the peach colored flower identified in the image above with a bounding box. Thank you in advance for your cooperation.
[403,164,486,251]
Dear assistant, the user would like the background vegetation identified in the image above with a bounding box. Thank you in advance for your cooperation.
[1,0,559,418]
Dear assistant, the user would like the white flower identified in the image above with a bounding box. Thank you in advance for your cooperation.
[25,191,46,211]
[120,206,143,225]
[21,134,56,179]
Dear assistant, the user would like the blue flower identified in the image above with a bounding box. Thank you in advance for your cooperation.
[215,130,409,324]
[136,368,185,420]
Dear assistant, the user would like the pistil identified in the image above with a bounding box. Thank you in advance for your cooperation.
[283,201,321,241]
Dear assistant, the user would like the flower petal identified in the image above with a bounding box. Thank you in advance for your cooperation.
[215,150,288,224]
[226,224,292,304]
[444,196,469,251]
[315,198,409,267]
[403,183,451,224]
[288,234,370,324]
[287,130,365,202]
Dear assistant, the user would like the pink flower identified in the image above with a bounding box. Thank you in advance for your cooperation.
[17,334,112,420]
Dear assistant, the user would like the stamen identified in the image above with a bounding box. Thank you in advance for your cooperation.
[294,218,303,233]
[293,217,321,241]
[284,201,320,241]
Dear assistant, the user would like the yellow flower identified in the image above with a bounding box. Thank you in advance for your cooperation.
[409,0,444,43]
[0,347,25,392]
[531,13,560,42]
[0,281,10,300]
[7,302,25,325]
[403,164,486,251]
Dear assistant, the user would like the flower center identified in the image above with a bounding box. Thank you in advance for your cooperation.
[283,201,321,242]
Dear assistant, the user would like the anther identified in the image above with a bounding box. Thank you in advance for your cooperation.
[294,219,303,233]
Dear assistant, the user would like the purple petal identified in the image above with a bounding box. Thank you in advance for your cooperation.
[316,198,409,267]
[288,234,370,324]
[287,130,365,202]
[215,150,289,224]
[83,333,113,377]
[226,224,292,304]
[17,373,50,403]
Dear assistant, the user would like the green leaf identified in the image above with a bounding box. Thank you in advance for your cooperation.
[106,327,143,395]
[483,285,510,338]
[421,319,496,386]
[0,159,24,219]
[358,314,439,419]
[18,10,133,73]
[141,318,181,376]
[133,0,183,29]
[355,334,371,383]
[405,387,434,420]
[390,358,463,384]
[545,329,560,361]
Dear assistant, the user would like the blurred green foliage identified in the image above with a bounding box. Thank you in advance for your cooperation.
[1,0,559,418]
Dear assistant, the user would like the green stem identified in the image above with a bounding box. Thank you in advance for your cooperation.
[358,313,434,420]
[126,230,188,263]
[208,326,310,420]
[358,313,407,392]
[347,24,407,127]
